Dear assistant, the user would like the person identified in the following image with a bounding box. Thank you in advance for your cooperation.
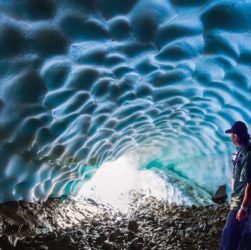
[219,121,251,250]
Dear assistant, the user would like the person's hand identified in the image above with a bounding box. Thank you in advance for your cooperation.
[236,208,248,221]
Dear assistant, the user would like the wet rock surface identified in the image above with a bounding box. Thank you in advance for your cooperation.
[0,193,228,250]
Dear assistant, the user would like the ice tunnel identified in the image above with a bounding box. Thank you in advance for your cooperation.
[0,0,251,205]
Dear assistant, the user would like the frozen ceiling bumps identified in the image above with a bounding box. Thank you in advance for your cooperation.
[0,0,250,202]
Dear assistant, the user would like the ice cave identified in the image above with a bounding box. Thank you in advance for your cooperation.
[0,1,251,248]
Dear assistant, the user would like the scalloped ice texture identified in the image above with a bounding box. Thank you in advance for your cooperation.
[0,0,250,203]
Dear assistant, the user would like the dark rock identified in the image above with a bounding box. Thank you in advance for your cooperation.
[109,229,122,241]
[208,225,218,236]
[128,238,143,250]
[213,185,227,204]
[128,220,139,232]
[103,240,118,250]
[96,233,107,244]
[128,230,135,241]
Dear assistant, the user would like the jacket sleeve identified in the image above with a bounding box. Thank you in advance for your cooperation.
[240,151,251,183]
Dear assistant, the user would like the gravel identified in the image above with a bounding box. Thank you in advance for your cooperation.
[0,192,228,250]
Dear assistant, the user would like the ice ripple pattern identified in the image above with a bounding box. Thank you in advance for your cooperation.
[0,0,250,202]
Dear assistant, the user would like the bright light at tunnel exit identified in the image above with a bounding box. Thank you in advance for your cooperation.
[78,155,167,212]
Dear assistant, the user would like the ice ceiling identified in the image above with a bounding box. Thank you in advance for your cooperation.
[0,0,251,203]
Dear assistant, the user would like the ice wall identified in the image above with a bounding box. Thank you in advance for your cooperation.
[0,0,250,202]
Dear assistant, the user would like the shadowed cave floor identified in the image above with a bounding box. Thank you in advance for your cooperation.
[0,193,228,250]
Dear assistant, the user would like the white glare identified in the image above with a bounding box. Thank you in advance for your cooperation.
[78,155,167,212]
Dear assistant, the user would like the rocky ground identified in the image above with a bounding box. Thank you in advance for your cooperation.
[0,193,228,250]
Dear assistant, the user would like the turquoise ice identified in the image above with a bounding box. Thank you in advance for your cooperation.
[0,0,250,204]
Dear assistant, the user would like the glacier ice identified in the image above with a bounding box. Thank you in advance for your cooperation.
[0,0,250,203]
